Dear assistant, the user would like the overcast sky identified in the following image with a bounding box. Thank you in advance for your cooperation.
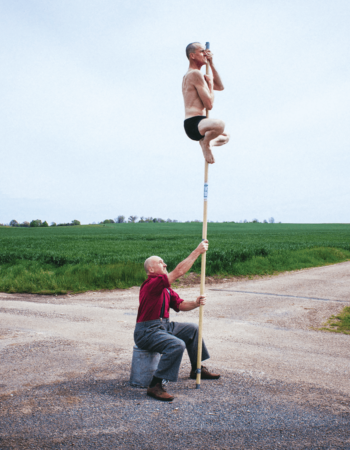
[1,0,349,224]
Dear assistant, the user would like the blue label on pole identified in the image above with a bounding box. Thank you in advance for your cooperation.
[204,183,208,201]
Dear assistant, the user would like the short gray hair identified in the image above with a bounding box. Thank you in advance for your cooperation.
[144,256,158,273]
[186,42,200,60]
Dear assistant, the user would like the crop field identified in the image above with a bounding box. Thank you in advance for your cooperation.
[0,223,349,294]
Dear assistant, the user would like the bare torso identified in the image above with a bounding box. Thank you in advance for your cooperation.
[182,69,206,119]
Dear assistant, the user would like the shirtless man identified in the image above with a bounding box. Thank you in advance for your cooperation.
[182,42,230,164]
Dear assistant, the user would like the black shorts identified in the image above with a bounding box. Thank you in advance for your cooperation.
[184,115,206,141]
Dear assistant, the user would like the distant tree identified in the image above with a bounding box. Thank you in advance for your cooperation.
[30,219,42,227]
[102,219,114,224]
[51,222,57,227]
[71,220,81,226]
[128,216,138,223]
[115,216,125,223]
[21,221,30,227]
[252,218,259,223]
[166,218,172,223]
[243,219,248,223]
[139,217,145,223]
[41,221,49,227]
[268,217,275,224]
[10,220,19,227]
[263,219,268,224]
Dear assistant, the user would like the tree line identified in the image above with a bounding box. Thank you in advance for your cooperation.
[97,216,180,224]
[1,217,278,227]
[97,216,277,224]
[1,219,81,228]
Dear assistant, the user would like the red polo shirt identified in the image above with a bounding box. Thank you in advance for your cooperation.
[136,274,184,323]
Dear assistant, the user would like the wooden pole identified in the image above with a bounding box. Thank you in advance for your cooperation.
[196,41,210,389]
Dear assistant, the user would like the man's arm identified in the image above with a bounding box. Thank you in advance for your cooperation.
[167,240,208,285]
[179,295,206,311]
[192,71,214,111]
[206,50,224,91]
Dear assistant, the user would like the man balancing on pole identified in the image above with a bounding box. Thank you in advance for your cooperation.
[182,42,230,164]
[134,240,220,401]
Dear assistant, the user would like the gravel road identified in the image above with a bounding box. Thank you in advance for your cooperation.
[1,262,350,449]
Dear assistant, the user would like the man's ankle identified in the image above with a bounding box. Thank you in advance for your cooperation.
[149,376,163,388]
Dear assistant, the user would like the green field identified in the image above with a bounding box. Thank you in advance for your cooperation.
[0,223,349,294]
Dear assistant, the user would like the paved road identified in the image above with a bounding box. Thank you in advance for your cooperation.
[1,262,350,449]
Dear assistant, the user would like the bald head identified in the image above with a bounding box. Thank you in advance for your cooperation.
[144,255,167,276]
[186,42,201,60]
[144,256,159,274]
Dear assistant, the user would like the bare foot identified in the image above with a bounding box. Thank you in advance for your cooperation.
[199,139,215,164]
[211,133,230,147]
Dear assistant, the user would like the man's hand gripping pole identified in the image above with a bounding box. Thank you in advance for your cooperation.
[196,42,210,389]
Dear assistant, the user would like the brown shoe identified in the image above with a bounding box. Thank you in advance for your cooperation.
[147,383,174,402]
[190,366,220,380]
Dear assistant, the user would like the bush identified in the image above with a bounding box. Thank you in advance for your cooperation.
[30,220,42,227]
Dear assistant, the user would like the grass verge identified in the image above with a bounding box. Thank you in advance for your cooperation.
[319,307,350,335]
[0,246,349,295]
[0,261,146,295]
[216,247,350,277]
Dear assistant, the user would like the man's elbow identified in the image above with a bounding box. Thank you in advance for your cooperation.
[206,101,214,110]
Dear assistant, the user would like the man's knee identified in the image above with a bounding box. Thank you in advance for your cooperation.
[184,323,199,340]
[214,119,225,134]
[174,339,186,354]
[189,323,199,332]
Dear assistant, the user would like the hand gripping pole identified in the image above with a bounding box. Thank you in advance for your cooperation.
[196,41,210,389]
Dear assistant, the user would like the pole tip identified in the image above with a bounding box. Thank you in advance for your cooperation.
[196,384,201,389]
[205,42,210,50]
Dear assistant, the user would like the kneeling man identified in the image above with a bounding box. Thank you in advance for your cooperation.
[134,240,220,401]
